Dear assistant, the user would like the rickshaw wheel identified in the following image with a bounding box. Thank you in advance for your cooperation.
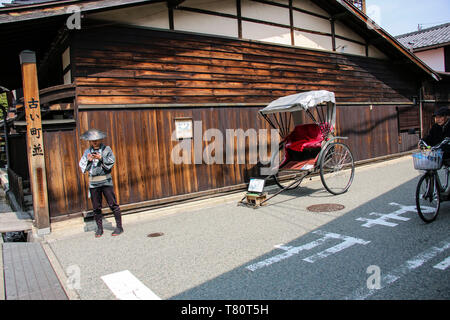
[269,141,303,190]
[274,171,303,190]
[319,142,355,195]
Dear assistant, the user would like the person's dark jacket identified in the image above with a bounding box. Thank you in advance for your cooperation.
[423,120,450,159]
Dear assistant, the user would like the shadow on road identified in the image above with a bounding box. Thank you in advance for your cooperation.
[169,175,450,300]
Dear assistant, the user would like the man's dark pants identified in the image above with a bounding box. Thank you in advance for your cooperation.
[90,186,122,230]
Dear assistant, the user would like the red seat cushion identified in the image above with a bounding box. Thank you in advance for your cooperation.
[285,124,324,152]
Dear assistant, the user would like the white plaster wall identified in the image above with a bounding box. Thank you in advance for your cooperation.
[241,0,289,25]
[294,31,332,50]
[334,20,365,43]
[293,9,330,33]
[86,0,394,60]
[62,47,70,70]
[88,2,169,29]
[173,11,238,38]
[183,0,236,15]
[415,48,445,72]
[271,0,290,5]
[243,21,291,46]
[335,38,365,56]
[334,20,368,57]
[174,10,238,37]
[368,45,387,59]
[63,70,72,85]
[293,0,330,16]
[62,47,71,84]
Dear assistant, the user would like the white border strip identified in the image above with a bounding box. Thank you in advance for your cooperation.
[101,270,161,300]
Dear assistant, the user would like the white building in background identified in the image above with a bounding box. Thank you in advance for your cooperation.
[397,22,450,74]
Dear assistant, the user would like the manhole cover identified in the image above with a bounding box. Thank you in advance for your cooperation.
[147,232,164,238]
[307,204,345,212]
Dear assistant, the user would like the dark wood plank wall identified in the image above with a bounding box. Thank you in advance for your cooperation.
[44,26,423,218]
[43,129,85,217]
[336,105,399,160]
[73,107,271,216]
[72,26,418,105]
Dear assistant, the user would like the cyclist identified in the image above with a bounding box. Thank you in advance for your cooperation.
[422,106,450,195]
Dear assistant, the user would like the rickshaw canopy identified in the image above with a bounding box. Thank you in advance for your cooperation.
[259,90,337,132]
[260,90,335,114]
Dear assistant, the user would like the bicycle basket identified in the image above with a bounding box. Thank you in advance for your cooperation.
[412,150,444,170]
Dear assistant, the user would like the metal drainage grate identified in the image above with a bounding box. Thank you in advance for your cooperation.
[307,204,345,212]
[147,232,164,238]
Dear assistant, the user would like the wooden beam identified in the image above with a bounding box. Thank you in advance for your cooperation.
[168,6,174,30]
[331,18,336,51]
[251,0,330,20]
[48,103,74,111]
[289,0,294,46]
[172,4,363,46]
[236,0,242,38]
[19,50,50,235]
[166,0,185,9]
[332,11,349,20]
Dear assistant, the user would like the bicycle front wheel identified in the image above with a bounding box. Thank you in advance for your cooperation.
[416,173,440,223]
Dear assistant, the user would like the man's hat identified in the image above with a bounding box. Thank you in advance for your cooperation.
[80,129,107,141]
[433,107,449,117]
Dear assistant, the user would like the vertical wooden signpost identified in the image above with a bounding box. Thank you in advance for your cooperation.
[19,50,50,235]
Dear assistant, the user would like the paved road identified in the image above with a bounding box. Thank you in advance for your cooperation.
[44,155,450,301]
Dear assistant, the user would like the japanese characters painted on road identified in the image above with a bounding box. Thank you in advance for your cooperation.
[356,202,416,228]
[246,230,370,272]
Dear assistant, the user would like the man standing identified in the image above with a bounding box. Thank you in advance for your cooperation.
[79,129,123,237]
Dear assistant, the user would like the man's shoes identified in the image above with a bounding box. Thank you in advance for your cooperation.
[95,228,103,238]
[112,227,124,236]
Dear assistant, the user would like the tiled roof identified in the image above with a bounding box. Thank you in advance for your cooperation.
[396,22,450,50]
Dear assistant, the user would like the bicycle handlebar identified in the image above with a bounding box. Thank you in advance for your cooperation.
[418,140,430,149]
[419,137,450,151]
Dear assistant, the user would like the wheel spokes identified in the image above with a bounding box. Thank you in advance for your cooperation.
[320,143,354,195]
[416,174,440,223]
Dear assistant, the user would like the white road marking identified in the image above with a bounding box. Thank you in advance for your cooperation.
[246,230,370,272]
[346,237,450,300]
[433,256,450,270]
[101,270,161,300]
[356,202,414,228]
[303,232,370,263]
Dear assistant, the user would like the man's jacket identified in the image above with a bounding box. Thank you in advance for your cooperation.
[79,144,116,188]
[423,120,450,158]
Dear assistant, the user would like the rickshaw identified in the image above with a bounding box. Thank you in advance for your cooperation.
[240,90,355,207]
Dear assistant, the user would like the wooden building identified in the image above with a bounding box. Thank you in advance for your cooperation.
[0,0,445,227]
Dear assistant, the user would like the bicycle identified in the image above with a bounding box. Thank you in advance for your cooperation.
[413,137,450,223]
